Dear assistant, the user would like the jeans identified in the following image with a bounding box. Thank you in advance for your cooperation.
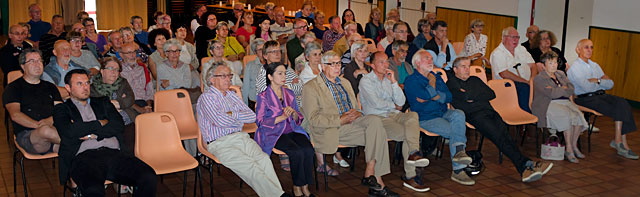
[514,81,532,113]
[419,109,467,170]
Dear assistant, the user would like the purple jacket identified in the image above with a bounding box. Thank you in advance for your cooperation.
[255,85,309,155]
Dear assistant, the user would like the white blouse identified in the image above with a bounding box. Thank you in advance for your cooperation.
[463,33,488,59]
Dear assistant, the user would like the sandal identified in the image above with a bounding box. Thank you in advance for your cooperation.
[316,165,339,176]
[279,155,291,172]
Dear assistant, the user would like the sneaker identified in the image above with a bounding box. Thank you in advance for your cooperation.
[401,175,430,192]
[361,175,381,190]
[619,149,640,160]
[521,168,542,183]
[451,171,475,185]
[533,161,553,175]
[406,152,430,167]
[368,187,399,197]
[591,125,600,132]
[333,155,350,168]
[452,151,473,166]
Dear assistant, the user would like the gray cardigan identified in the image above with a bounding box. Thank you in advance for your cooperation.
[531,71,575,128]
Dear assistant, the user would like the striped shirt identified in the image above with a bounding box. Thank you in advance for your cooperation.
[320,72,353,115]
[256,64,304,106]
[197,86,257,142]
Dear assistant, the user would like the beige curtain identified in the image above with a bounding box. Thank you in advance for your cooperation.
[9,0,62,26]
[96,0,147,30]
[61,0,84,25]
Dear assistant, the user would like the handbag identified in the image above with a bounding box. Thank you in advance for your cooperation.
[541,134,565,160]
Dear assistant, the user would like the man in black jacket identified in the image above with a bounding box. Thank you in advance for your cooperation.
[446,56,552,183]
[53,69,156,196]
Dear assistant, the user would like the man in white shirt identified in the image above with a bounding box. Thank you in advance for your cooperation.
[489,27,537,113]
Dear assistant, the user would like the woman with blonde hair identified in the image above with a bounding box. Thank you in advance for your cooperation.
[365,8,383,44]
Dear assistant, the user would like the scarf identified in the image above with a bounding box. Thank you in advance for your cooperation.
[91,74,122,97]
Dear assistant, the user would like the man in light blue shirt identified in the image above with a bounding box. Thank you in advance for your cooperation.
[567,39,637,160]
[424,21,456,70]
[42,40,86,98]
[359,51,429,192]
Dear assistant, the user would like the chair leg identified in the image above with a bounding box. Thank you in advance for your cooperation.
[439,137,445,159]
[499,152,503,164]
[194,167,202,197]
[536,128,541,158]
[209,162,214,197]
[117,183,121,197]
[349,148,356,172]
[5,110,10,145]
[322,154,328,192]
[21,157,28,197]
[313,155,318,191]
[477,135,485,152]
[520,125,528,146]
[588,115,598,153]
[183,171,188,197]
[13,150,18,193]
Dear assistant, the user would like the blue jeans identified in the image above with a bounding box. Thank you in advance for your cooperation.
[419,109,467,170]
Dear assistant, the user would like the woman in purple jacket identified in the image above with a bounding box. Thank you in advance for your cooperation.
[255,62,315,197]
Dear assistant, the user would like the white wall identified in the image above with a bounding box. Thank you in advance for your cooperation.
[592,0,640,32]
[564,0,593,63]
[517,0,533,44]
[533,0,565,47]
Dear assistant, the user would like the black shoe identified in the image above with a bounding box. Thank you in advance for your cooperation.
[280,192,292,197]
[361,175,381,190]
[368,187,399,197]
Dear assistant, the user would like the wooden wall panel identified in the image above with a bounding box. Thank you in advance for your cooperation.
[246,0,337,20]
[435,7,515,59]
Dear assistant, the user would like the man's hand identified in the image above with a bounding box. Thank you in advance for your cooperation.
[161,80,170,88]
[98,119,109,126]
[385,69,397,84]
[110,100,121,110]
[292,77,300,84]
[427,73,437,88]
[459,88,466,92]
[79,134,98,141]
[588,78,599,83]
[431,94,441,101]
[601,75,611,80]
[89,68,100,76]
[226,111,233,116]
[441,37,449,51]
[416,97,427,103]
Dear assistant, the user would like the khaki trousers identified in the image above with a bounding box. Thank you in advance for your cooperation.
[380,112,420,177]
[207,132,284,197]
[337,115,391,177]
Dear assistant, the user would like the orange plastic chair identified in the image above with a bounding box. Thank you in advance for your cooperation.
[135,112,199,197]
[154,89,200,140]
[488,79,539,153]
[196,129,222,196]
[363,38,378,53]
[452,42,464,56]
[469,66,487,84]
[242,55,258,78]
[12,136,58,197]
[433,68,447,82]
[228,86,258,134]
[5,70,24,144]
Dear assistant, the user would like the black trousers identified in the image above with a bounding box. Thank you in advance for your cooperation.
[575,94,636,135]
[514,81,532,113]
[70,148,157,196]
[274,133,315,186]
[468,109,531,174]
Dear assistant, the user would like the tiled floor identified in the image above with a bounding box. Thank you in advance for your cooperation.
[1,99,640,196]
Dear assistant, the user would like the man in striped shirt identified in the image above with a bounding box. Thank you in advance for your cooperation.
[197,61,288,197]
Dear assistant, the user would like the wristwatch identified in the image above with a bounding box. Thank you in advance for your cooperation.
[597,79,601,84]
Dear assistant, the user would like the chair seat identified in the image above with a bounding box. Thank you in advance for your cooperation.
[272,148,285,155]
[577,105,603,116]
[143,152,198,175]
[420,128,440,136]
[13,138,58,159]
[466,122,476,130]
[243,123,257,134]
[496,110,538,125]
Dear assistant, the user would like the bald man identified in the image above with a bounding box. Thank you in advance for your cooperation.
[567,39,638,160]
[42,40,86,99]
[521,25,539,53]
[426,13,437,26]
[0,24,33,86]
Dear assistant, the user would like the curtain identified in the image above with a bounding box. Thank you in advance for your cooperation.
[61,0,84,25]
[96,0,147,30]
[9,0,62,26]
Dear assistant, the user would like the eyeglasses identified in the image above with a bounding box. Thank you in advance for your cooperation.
[120,51,136,55]
[213,46,224,50]
[323,62,341,67]
[213,74,234,79]
[166,49,182,53]
[266,50,281,54]
[24,59,43,65]
[103,67,120,72]
[294,26,307,29]
[395,30,407,34]
[70,38,83,43]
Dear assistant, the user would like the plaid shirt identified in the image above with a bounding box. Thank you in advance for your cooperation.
[320,72,353,115]
[322,29,344,52]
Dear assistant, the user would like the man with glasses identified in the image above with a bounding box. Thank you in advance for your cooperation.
[26,3,51,45]
[104,31,124,59]
[333,21,359,57]
[68,32,100,76]
[70,23,100,59]
[0,24,32,87]
[388,40,413,86]
[242,39,266,109]
[302,51,399,197]
[119,43,154,114]
[256,41,303,105]
[385,21,419,64]
[286,19,309,66]
[227,3,245,33]
[42,40,86,99]
[423,20,456,70]
[521,25,539,54]
[39,15,67,65]
[489,27,537,113]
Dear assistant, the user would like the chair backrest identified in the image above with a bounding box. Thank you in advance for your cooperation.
[201,57,213,69]
[469,65,487,84]
[135,112,186,160]
[243,55,257,70]
[7,70,23,84]
[363,38,378,53]
[487,79,520,114]
[433,68,447,82]
[229,85,242,98]
[154,89,199,140]
[452,42,464,55]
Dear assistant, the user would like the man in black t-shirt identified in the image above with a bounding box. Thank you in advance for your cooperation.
[3,48,62,154]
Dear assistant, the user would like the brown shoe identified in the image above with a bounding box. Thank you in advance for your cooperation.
[521,168,542,183]
[407,152,430,167]
[533,161,553,175]
[401,176,430,192]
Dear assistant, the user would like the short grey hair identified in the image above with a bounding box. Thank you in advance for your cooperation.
[250,38,266,54]
[163,38,181,52]
[301,32,316,45]
[412,49,429,67]
[321,51,339,64]
[502,27,517,37]
[216,21,229,30]
[265,2,275,10]
[350,41,367,57]
[107,30,121,42]
[452,56,471,68]
[304,41,321,57]
[391,40,408,51]
[208,39,225,52]
[469,19,484,30]
[205,61,229,86]
[417,18,430,33]
[19,48,42,65]
[384,20,396,31]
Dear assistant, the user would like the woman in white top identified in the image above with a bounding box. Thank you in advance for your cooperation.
[201,39,243,91]
[298,42,323,84]
[377,20,396,51]
[463,19,488,65]
[174,25,201,87]
[67,31,100,75]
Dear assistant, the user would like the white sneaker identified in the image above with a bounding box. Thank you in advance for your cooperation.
[333,155,350,168]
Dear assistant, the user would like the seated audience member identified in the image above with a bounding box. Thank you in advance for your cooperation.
[70,22,99,59]
[333,21,358,57]
[299,42,323,84]
[3,49,61,155]
[68,32,100,75]
[120,27,151,62]
[532,51,588,163]
[424,20,456,70]
[53,69,157,196]
[426,13,436,27]
[287,19,311,66]
[119,43,154,114]
[522,25,539,54]
[529,30,567,72]
[215,22,245,79]
[271,9,294,45]
[235,11,256,48]
[311,11,327,39]
[377,20,395,51]
[385,9,414,42]
[261,2,277,25]
[322,16,344,52]
[83,18,108,54]
[26,4,51,44]
[412,19,432,49]
[463,19,488,65]
[388,40,413,85]
[154,14,173,35]
[147,11,164,32]
[197,61,288,197]
[343,41,371,96]
[302,51,399,197]
[365,8,383,44]
[190,5,208,35]
[157,39,199,92]
[76,11,89,22]
[339,33,363,66]
[39,15,67,65]
[385,21,419,64]
[251,18,275,43]
[43,40,86,99]
[226,3,244,33]
[405,50,473,185]
[295,0,314,25]
[241,39,266,108]
[256,41,304,106]
[90,57,138,125]
[194,12,218,60]
[568,39,638,159]
[202,40,242,89]
[148,28,172,79]
[131,15,149,47]
[0,24,32,87]
[490,27,537,113]
[173,24,201,87]
[359,51,429,192]
[294,32,321,73]
[342,9,364,38]
[256,62,315,197]
[104,31,123,58]
[446,56,554,182]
